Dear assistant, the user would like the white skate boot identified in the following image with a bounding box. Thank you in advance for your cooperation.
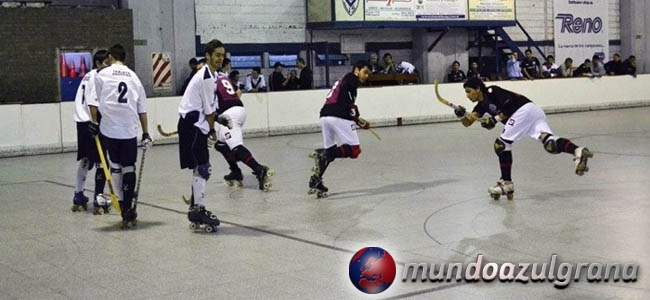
[573,147,593,176]
[488,179,514,200]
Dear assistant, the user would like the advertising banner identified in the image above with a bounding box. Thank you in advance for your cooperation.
[468,0,515,20]
[554,0,609,64]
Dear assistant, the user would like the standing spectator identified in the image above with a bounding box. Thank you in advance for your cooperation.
[623,55,637,77]
[71,49,110,213]
[286,69,299,90]
[521,49,541,80]
[179,57,205,95]
[269,62,288,91]
[604,53,624,75]
[541,55,560,78]
[590,55,606,77]
[447,61,466,83]
[381,53,398,74]
[296,57,313,89]
[506,52,523,80]
[244,67,266,92]
[91,44,151,229]
[559,57,575,78]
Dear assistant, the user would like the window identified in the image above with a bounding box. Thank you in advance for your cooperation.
[230,55,263,69]
[269,54,298,68]
[316,54,348,66]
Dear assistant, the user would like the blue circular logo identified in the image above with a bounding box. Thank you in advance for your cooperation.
[348,247,396,294]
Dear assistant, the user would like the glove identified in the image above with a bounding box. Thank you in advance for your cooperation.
[480,116,497,130]
[207,128,217,148]
[356,117,370,130]
[141,133,153,150]
[454,105,466,118]
[88,122,99,136]
[216,114,233,129]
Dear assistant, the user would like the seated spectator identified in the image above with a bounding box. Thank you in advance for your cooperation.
[446,61,466,82]
[623,55,637,77]
[244,66,266,92]
[604,53,624,75]
[590,55,606,77]
[396,61,418,74]
[179,57,205,95]
[541,55,560,78]
[228,70,244,91]
[506,52,523,80]
[269,62,288,91]
[467,60,487,81]
[368,52,381,74]
[381,53,398,74]
[559,57,575,78]
[573,59,592,77]
[521,49,541,80]
[296,57,313,89]
[285,69,299,90]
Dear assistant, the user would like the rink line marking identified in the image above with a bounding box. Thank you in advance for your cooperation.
[45,179,467,297]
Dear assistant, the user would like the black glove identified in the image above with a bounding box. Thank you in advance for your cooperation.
[88,122,99,136]
[141,133,153,150]
[454,105,466,118]
[356,117,370,130]
[481,116,497,130]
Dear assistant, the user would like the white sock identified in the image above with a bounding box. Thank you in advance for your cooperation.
[192,175,207,207]
[75,166,88,192]
[112,171,123,201]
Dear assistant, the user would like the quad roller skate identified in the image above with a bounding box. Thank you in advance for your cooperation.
[308,175,328,198]
[120,208,138,229]
[255,165,274,192]
[223,169,243,188]
[488,179,514,200]
[308,148,326,175]
[573,147,593,176]
[188,205,220,233]
[71,191,88,212]
[92,194,112,215]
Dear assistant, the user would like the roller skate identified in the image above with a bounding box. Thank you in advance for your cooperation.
[71,191,88,212]
[223,169,243,188]
[188,205,220,233]
[120,207,138,229]
[488,179,514,200]
[573,147,593,176]
[308,148,326,175]
[308,175,328,198]
[92,194,112,215]
[255,165,274,192]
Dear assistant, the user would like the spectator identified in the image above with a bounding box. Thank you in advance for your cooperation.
[381,53,398,74]
[506,52,523,80]
[590,55,606,77]
[396,61,418,74]
[623,55,637,77]
[286,69,300,90]
[573,59,592,77]
[269,62,288,91]
[447,60,466,83]
[604,53,625,75]
[559,57,575,78]
[541,55,560,78]
[244,66,266,92]
[221,57,232,75]
[368,52,381,74]
[296,57,313,89]
[179,57,205,95]
[467,60,487,81]
[521,49,541,80]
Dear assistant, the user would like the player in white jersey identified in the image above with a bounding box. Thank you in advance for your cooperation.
[90,44,151,228]
[177,39,226,231]
[71,49,110,213]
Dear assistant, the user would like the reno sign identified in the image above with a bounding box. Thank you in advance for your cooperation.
[554,0,608,64]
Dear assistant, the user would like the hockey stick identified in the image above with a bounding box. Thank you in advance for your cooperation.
[182,195,191,205]
[132,146,147,216]
[434,79,482,122]
[94,136,121,213]
[367,128,381,140]
[157,124,178,137]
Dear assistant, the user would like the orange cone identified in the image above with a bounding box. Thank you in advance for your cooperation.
[79,56,87,78]
[69,60,77,78]
[60,54,68,77]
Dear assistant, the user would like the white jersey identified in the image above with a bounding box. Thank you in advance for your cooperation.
[178,65,218,134]
[94,64,147,139]
[73,69,99,123]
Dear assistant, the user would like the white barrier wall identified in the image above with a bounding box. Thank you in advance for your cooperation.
[1,76,649,157]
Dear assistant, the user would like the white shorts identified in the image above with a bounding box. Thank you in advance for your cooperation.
[500,102,552,143]
[217,106,247,149]
[320,116,360,148]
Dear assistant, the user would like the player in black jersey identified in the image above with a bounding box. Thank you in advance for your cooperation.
[455,77,593,200]
[308,60,372,197]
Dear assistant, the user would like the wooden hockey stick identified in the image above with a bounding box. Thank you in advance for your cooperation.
[132,146,147,217]
[367,128,381,140]
[94,136,121,213]
[157,124,178,137]
[434,79,482,122]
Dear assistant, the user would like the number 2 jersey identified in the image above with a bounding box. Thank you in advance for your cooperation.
[319,72,360,121]
[472,85,531,122]
[94,64,147,139]
[73,69,99,123]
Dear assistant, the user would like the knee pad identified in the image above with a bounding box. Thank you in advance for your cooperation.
[194,163,212,180]
[79,157,90,170]
[541,134,561,154]
[215,141,230,154]
[350,145,362,159]
[493,137,511,155]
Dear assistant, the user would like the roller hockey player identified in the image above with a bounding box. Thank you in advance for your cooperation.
[309,60,372,198]
[456,77,593,200]
[71,49,111,213]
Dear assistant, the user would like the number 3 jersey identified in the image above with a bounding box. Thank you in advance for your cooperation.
[94,64,147,139]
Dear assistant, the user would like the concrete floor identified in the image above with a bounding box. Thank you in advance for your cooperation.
[0,107,649,300]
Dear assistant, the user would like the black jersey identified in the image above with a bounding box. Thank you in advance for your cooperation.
[320,72,360,120]
[472,85,531,121]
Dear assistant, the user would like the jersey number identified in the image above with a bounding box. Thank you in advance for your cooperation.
[118,82,128,103]
[220,79,236,95]
[81,84,86,104]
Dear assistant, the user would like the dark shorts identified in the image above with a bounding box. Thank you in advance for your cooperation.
[178,111,209,169]
[76,122,100,167]
[100,134,137,167]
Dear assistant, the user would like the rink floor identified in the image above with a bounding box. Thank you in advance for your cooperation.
[0,107,649,300]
